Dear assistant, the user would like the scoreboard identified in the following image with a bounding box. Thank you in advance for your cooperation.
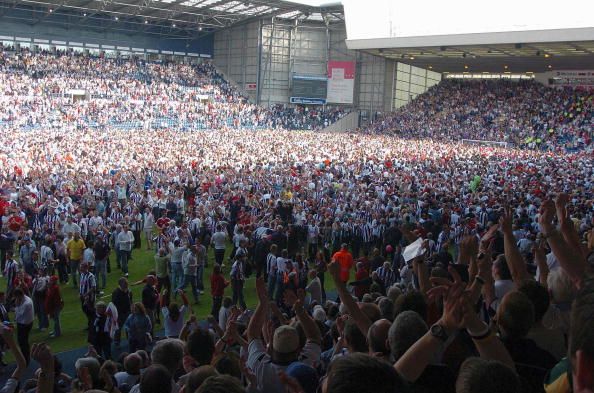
[290,75,327,105]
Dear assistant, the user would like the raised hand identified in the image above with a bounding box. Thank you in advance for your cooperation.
[428,266,467,332]
[459,235,479,264]
[498,207,513,235]
[336,314,350,336]
[538,199,556,235]
[555,193,572,229]
[459,291,486,333]
[477,251,493,284]
[31,342,54,371]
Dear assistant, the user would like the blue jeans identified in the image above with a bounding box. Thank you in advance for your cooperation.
[120,250,130,274]
[95,259,107,289]
[171,263,183,291]
[116,249,123,268]
[214,249,225,266]
[196,265,204,291]
[69,260,80,287]
[34,295,49,329]
[232,279,246,309]
[52,310,61,336]
[178,274,199,302]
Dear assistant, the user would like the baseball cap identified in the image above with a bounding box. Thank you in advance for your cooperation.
[285,362,319,393]
[273,325,300,354]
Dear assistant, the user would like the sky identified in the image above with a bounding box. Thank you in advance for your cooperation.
[341,0,594,40]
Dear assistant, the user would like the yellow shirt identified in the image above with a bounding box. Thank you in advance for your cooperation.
[67,239,86,261]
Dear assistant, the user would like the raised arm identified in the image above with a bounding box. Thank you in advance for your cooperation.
[31,343,55,393]
[539,199,587,288]
[180,290,190,307]
[500,207,531,283]
[327,261,372,335]
[247,277,270,342]
[0,326,26,382]
[395,266,465,382]
[294,298,321,345]
[555,194,584,258]
[412,255,430,295]
[159,289,168,309]
[270,302,289,326]
[458,235,479,266]
[461,293,515,371]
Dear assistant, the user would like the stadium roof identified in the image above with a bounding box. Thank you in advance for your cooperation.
[364,41,594,73]
[0,0,344,39]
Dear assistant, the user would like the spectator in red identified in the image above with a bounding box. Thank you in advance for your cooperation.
[353,262,369,300]
[210,264,229,321]
[332,244,354,283]
[44,275,63,338]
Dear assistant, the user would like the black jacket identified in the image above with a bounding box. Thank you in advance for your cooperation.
[111,287,132,322]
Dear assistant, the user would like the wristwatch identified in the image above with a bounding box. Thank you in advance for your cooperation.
[430,323,449,342]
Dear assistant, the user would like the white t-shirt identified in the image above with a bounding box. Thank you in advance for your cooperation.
[276,257,288,273]
[118,231,134,252]
[212,231,227,250]
[83,248,95,266]
[219,306,231,331]
[162,305,187,337]
[15,296,34,325]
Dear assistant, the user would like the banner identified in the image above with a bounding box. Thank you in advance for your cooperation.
[327,61,355,104]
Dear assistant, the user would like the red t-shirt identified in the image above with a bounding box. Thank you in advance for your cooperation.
[210,274,229,297]
[332,249,354,282]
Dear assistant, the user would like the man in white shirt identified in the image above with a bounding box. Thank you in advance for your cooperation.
[305,270,322,305]
[62,216,81,237]
[13,288,34,365]
[88,210,104,232]
[143,208,155,251]
[117,224,134,277]
[211,225,227,266]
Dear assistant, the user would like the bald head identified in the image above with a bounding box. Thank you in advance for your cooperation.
[368,319,392,357]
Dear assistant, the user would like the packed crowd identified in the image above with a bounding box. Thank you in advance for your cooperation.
[0,46,593,393]
[369,79,593,152]
[268,105,348,131]
[0,122,593,393]
[0,49,348,132]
